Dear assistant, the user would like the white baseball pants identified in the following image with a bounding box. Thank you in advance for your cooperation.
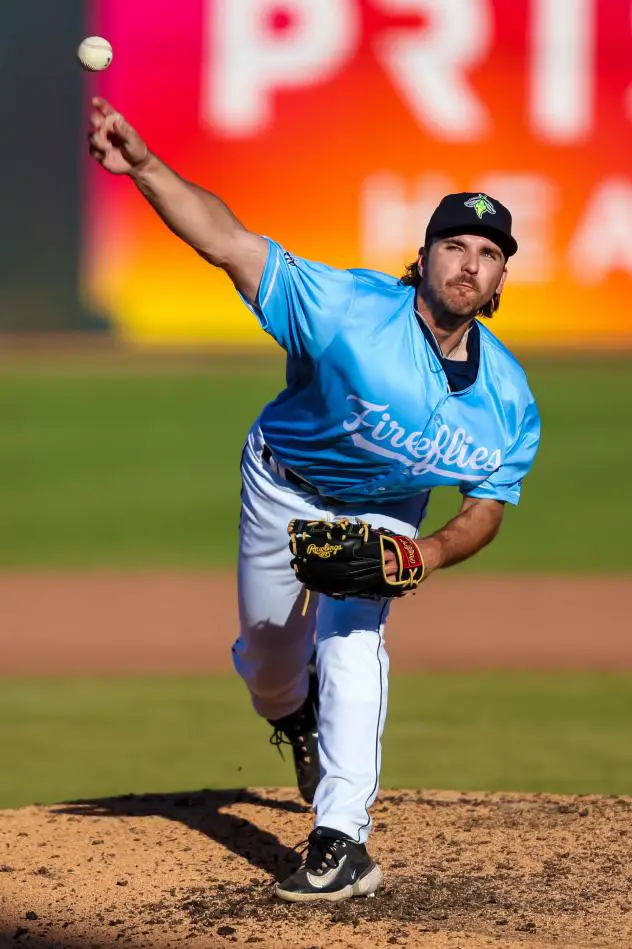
[232,423,424,843]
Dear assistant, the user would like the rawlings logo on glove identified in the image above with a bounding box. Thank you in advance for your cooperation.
[306,543,343,559]
[288,518,425,600]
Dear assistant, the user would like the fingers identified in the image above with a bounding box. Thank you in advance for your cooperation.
[87,121,110,155]
[109,115,150,168]
[88,100,124,158]
[87,111,118,162]
[87,123,107,160]
[111,114,132,140]
[87,130,104,158]
[89,101,125,137]
[88,146,106,164]
[383,550,398,578]
[86,103,148,170]
[91,96,116,117]
[88,111,122,149]
[89,110,105,135]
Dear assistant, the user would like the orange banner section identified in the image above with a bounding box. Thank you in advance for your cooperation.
[85,0,632,348]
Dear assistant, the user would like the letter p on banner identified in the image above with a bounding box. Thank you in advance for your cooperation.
[203,0,360,136]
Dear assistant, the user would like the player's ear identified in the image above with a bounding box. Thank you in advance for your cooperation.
[417,246,425,279]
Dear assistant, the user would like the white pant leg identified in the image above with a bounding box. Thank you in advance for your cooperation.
[312,501,423,845]
[233,425,328,720]
[234,423,425,842]
[313,596,390,843]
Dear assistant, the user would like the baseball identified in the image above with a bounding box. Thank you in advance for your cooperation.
[77,36,113,72]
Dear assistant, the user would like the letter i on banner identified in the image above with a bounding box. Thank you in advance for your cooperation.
[530,0,596,142]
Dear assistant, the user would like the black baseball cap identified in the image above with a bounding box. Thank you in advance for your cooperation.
[424,192,518,258]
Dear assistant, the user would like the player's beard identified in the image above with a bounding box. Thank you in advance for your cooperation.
[421,275,493,324]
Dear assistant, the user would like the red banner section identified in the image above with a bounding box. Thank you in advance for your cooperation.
[84,0,632,347]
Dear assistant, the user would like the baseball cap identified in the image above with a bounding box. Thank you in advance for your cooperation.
[424,192,518,258]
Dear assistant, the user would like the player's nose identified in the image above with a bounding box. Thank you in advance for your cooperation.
[461,253,479,275]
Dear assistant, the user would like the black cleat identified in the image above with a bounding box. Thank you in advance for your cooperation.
[275,826,383,902]
[268,664,320,804]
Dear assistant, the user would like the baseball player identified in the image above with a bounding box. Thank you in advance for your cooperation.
[88,98,540,904]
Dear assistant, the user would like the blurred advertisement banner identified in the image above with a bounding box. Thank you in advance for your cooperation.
[85,0,632,347]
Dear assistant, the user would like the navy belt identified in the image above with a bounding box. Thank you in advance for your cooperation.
[261,443,341,503]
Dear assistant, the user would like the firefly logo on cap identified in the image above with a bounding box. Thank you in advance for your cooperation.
[465,194,496,220]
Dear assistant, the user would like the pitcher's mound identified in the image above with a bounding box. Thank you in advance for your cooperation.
[0,788,630,949]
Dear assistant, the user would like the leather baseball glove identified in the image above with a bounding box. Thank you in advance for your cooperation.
[287,518,425,600]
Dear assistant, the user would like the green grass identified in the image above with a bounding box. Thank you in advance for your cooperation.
[1,673,631,810]
[1,355,630,570]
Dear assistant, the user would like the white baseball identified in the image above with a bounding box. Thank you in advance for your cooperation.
[77,36,113,72]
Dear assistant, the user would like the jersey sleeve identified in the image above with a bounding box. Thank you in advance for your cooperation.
[461,397,541,506]
[238,238,356,357]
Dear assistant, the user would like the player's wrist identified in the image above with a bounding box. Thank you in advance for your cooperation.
[129,148,156,181]
[416,537,443,576]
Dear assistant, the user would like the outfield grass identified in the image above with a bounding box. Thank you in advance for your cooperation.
[1,672,631,810]
[0,355,630,570]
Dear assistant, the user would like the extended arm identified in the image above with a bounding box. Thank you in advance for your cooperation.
[87,97,267,304]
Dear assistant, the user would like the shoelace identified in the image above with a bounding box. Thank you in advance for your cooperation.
[293,834,345,874]
[269,727,313,765]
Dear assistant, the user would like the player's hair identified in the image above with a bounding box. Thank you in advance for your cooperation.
[399,244,501,319]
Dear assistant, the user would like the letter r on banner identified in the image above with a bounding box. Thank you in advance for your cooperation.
[203,0,360,136]
[374,0,492,139]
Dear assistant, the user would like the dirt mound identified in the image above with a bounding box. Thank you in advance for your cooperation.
[0,788,630,949]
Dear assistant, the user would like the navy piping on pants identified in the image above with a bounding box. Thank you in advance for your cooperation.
[357,598,389,841]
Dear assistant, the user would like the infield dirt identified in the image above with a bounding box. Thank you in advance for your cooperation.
[1,788,630,949]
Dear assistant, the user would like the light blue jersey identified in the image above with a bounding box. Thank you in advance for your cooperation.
[240,239,541,506]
